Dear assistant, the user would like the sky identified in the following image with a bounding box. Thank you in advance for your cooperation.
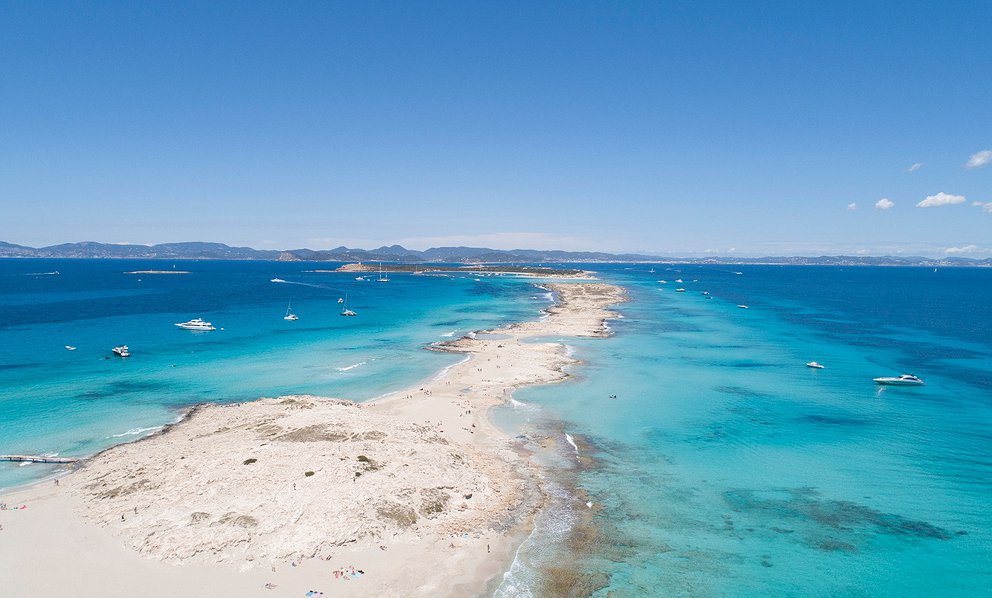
[1,1,990,257]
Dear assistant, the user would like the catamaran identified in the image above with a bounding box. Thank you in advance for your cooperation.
[284,302,299,321]
[340,295,357,316]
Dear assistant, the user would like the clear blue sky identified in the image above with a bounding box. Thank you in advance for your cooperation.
[1,1,989,257]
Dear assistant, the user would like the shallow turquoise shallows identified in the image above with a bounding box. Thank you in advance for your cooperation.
[3,260,990,596]
[495,264,992,597]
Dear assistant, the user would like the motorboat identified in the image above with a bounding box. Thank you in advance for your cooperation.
[806,361,824,369]
[701,291,710,296]
[675,288,686,292]
[737,305,749,309]
[175,318,216,331]
[65,345,76,351]
[355,276,365,281]
[874,374,924,386]
[112,345,131,358]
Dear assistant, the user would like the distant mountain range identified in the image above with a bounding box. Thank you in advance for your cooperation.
[1,240,989,267]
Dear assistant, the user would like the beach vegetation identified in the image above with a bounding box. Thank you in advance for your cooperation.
[243,458,257,465]
[304,470,315,477]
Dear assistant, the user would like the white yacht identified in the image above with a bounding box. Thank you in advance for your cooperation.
[806,361,825,369]
[675,288,686,292]
[737,305,749,309]
[112,345,131,358]
[64,345,76,351]
[175,318,216,331]
[355,276,365,281]
[284,302,299,321]
[874,374,924,386]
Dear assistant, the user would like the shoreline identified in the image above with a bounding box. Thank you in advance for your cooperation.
[0,282,625,598]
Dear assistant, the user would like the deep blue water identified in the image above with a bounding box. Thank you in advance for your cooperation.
[2,260,990,596]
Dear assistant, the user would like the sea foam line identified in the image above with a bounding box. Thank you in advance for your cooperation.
[564,432,580,457]
[109,426,163,438]
[336,361,368,372]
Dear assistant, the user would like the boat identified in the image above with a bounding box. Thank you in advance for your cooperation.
[284,302,299,321]
[675,279,683,283]
[737,305,749,309]
[175,318,216,331]
[675,288,686,292]
[64,345,76,351]
[270,278,286,283]
[874,374,924,386]
[340,295,357,317]
[355,276,365,281]
[806,361,824,369]
[112,345,131,358]
[701,291,710,296]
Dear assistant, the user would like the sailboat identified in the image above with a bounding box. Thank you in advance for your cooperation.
[377,262,389,283]
[284,301,299,321]
[340,294,357,317]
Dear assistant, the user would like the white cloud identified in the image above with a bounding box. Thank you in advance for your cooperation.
[916,192,966,208]
[847,202,858,210]
[907,162,924,172]
[875,198,894,210]
[973,201,992,213]
[944,244,979,255]
[965,150,992,169]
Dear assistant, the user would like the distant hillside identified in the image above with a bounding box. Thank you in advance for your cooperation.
[0,241,989,267]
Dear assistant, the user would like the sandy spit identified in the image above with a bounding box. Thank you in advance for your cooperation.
[0,282,625,598]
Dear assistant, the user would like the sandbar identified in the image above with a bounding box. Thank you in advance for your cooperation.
[0,282,625,598]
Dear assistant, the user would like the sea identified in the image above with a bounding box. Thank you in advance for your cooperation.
[2,260,990,596]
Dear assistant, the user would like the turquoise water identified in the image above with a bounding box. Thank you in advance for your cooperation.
[0,259,548,489]
[497,265,992,596]
[3,261,990,596]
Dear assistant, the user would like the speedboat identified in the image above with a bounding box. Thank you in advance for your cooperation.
[355,276,365,281]
[874,374,924,386]
[737,305,749,309]
[806,361,824,369]
[112,345,131,358]
[175,318,216,331]
[675,288,686,292]
[64,345,76,351]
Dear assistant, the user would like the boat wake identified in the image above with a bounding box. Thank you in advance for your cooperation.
[336,361,368,372]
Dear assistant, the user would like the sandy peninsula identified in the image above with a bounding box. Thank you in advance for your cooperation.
[0,282,624,598]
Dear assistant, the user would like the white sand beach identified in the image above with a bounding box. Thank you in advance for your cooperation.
[0,282,624,598]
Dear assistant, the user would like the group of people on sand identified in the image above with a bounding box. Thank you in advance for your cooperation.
[333,565,364,580]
